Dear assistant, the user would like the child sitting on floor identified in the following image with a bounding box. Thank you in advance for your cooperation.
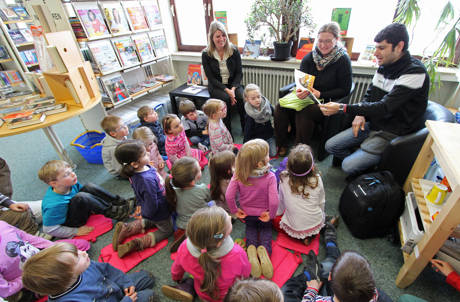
[22,242,156,301]
[209,150,236,214]
[101,115,129,177]
[243,84,276,157]
[225,278,283,302]
[38,160,133,238]
[165,157,210,253]
[113,140,173,258]
[179,99,209,151]
[162,206,251,302]
[137,105,166,156]
[162,114,207,169]
[133,126,166,180]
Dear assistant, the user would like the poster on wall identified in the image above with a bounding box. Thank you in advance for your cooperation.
[331,8,351,36]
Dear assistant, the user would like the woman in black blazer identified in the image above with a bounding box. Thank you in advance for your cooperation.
[202,21,245,134]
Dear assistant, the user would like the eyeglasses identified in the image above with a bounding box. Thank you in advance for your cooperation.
[318,39,335,45]
[115,124,128,132]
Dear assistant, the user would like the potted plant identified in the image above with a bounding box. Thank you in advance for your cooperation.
[245,0,315,61]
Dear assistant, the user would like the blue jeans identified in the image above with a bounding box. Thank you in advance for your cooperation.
[267,137,277,157]
[325,123,381,175]
[128,270,155,301]
[189,135,210,147]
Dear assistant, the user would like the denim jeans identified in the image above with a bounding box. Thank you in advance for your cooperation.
[189,135,210,147]
[325,123,381,175]
[128,270,155,301]
[267,137,277,157]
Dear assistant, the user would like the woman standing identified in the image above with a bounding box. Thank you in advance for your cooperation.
[274,22,352,156]
[202,21,245,134]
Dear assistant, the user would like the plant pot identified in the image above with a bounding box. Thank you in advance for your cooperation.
[273,41,293,61]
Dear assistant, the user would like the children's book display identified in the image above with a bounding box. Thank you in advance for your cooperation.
[214,11,227,30]
[19,28,33,43]
[132,34,156,63]
[19,49,38,66]
[111,36,140,68]
[122,1,149,31]
[149,30,168,57]
[141,0,162,29]
[11,6,30,20]
[100,1,130,35]
[187,64,202,85]
[331,8,352,36]
[8,29,28,45]
[87,39,122,74]
[101,73,130,104]
[296,38,314,60]
[6,112,46,129]
[0,70,24,86]
[0,46,10,60]
[0,7,19,21]
[69,17,87,39]
[73,2,110,39]
[242,40,261,58]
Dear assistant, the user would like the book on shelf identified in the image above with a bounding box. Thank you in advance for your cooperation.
[0,105,25,117]
[87,39,122,74]
[0,70,24,86]
[132,34,156,63]
[242,40,261,58]
[20,49,38,66]
[33,103,67,115]
[359,44,377,65]
[19,28,33,43]
[331,8,352,36]
[296,37,314,60]
[2,110,34,122]
[7,113,46,129]
[111,36,140,68]
[25,95,54,105]
[100,1,130,35]
[11,6,30,20]
[154,74,174,82]
[214,11,228,31]
[101,73,130,104]
[69,17,87,40]
[0,46,10,60]
[122,1,149,31]
[141,0,162,29]
[73,2,110,39]
[149,30,168,57]
[187,64,202,85]
[0,8,19,21]
[8,29,27,45]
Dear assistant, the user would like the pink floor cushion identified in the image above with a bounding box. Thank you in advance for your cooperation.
[98,228,168,272]
[270,241,303,287]
[74,214,113,242]
[275,231,320,255]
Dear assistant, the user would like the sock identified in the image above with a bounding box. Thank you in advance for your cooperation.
[326,241,337,248]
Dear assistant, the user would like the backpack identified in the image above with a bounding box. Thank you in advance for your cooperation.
[339,171,405,239]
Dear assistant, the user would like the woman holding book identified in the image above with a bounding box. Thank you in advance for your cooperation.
[202,21,245,134]
[274,22,352,157]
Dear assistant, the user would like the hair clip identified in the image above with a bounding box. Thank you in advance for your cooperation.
[201,248,207,253]
[214,233,223,239]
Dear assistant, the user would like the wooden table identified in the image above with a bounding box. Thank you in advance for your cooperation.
[396,120,460,288]
[0,96,101,166]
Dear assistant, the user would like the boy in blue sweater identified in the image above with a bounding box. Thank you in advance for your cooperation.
[22,242,156,301]
[137,105,166,156]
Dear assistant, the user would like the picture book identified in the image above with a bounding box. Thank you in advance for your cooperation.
[187,64,202,85]
[132,34,156,63]
[25,99,56,110]
[149,30,168,57]
[2,110,34,122]
[19,29,33,43]
[214,11,228,31]
[33,103,67,115]
[154,74,174,82]
[111,37,140,67]
[8,30,27,45]
[88,40,122,74]
[69,17,87,39]
[73,2,110,39]
[122,1,149,31]
[19,49,38,66]
[5,70,23,84]
[11,6,30,20]
[242,40,261,58]
[0,46,10,60]
[101,73,130,104]
[359,44,377,65]
[26,96,54,105]
[100,2,130,35]
[331,8,351,36]
[296,37,314,59]
[7,113,46,129]
[141,0,162,28]
[0,8,19,21]
[295,69,315,90]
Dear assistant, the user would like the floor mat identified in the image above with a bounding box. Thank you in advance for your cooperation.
[74,214,113,242]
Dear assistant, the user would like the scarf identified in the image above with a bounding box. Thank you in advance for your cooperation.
[244,96,272,124]
[186,236,234,258]
[250,163,271,177]
[312,44,348,70]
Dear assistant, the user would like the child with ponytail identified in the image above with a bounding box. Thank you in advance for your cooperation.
[162,206,251,302]
[209,150,236,213]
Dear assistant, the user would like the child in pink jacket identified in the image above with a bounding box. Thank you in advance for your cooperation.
[162,206,250,302]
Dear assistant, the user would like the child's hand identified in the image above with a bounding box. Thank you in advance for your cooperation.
[258,211,270,222]
[124,286,137,301]
[306,279,322,291]
[431,259,455,277]
[9,203,29,212]
[202,129,208,135]
[76,226,94,236]
[236,208,247,219]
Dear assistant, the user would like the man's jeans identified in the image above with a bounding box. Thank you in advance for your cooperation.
[325,123,381,175]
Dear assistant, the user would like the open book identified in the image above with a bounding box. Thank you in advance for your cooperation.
[294,69,321,104]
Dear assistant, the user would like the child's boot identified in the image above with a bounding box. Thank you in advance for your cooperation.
[324,221,338,246]
[118,232,155,258]
[169,232,186,253]
[112,220,143,251]
[303,250,321,281]
[161,277,195,302]
[257,245,273,279]
[104,204,129,220]
[247,245,261,278]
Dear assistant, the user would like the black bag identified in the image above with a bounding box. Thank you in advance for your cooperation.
[339,171,405,239]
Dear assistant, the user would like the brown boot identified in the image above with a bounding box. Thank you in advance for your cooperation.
[112,220,143,251]
[161,277,195,302]
[169,232,186,253]
[118,232,155,258]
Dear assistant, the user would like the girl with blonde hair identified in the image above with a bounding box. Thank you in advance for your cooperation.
[163,206,251,302]
[203,99,237,155]
[133,126,166,179]
[225,139,278,279]
[224,278,283,302]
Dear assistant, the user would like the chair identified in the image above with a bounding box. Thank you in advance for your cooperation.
[378,101,455,186]
[278,82,355,160]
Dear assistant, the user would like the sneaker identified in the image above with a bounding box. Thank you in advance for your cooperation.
[247,245,261,278]
[35,231,53,240]
[197,143,208,152]
[303,250,321,281]
[162,278,195,302]
[257,245,273,279]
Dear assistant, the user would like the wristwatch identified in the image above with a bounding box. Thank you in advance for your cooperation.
[338,104,344,112]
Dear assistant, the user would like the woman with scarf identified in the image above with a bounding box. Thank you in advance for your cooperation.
[274,22,352,157]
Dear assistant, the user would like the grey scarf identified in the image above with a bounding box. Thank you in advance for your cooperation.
[312,44,348,70]
[244,96,272,124]
[186,236,234,258]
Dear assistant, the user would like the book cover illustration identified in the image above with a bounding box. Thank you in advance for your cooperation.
[19,29,33,43]
[132,34,156,63]
[0,46,10,60]
[242,40,261,58]
[102,73,130,104]
[187,64,202,85]
[123,2,149,31]
[214,11,227,31]
[149,30,168,57]
[3,110,33,122]
[8,30,27,45]
[11,6,29,20]
[88,40,122,74]
[73,2,110,39]
[296,38,315,59]
[0,8,19,21]
[294,69,321,104]
[112,37,140,67]
[141,0,162,28]
[101,2,130,35]
[331,8,351,36]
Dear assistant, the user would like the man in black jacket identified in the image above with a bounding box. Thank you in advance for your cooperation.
[319,23,429,176]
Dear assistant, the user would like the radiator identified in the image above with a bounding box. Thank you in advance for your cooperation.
[242,66,373,105]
